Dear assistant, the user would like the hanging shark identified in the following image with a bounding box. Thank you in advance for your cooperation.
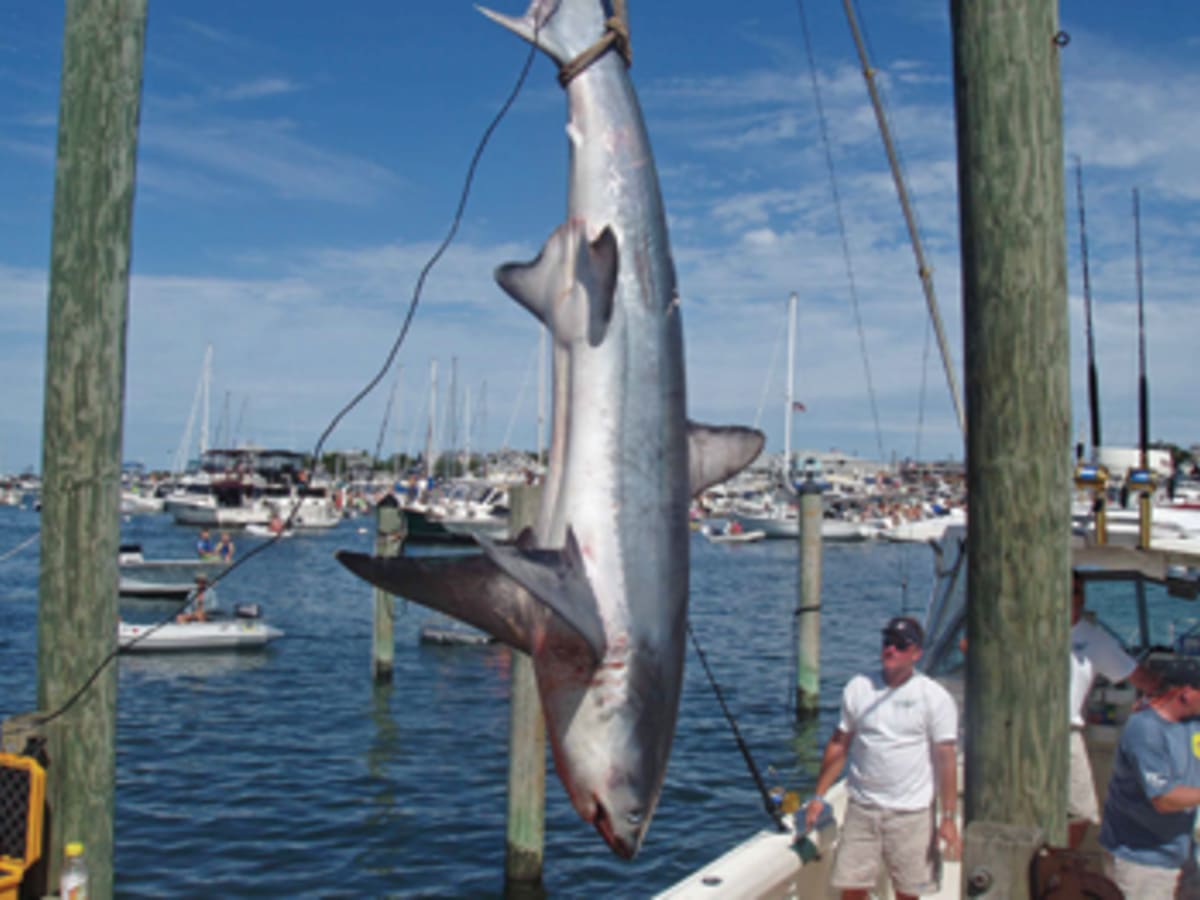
[337,0,763,858]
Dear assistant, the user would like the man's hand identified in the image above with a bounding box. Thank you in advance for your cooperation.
[803,797,827,832]
[938,816,961,862]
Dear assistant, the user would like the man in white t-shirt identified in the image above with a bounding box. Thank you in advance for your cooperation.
[804,616,959,899]
[1069,572,1158,848]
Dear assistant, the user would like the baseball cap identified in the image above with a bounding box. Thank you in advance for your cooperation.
[882,616,925,649]
[1147,656,1200,690]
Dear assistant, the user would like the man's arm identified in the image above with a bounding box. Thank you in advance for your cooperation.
[933,739,961,861]
[1150,784,1200,814]
[804,728,851,830]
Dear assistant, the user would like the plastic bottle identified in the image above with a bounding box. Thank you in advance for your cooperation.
[60,842,89,900]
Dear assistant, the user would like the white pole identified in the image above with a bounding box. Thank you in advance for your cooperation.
[784,293,798,480]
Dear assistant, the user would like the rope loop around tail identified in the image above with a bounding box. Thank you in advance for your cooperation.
[558,3,632,87]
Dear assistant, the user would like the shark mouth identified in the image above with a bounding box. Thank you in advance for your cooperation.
[591,796,636,860]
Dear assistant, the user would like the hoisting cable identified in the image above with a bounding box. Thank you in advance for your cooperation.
[687,621,787,831]
[32,29,544,731]
[793,0,886,464]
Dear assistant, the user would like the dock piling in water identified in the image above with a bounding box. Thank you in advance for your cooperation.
[37,1,148,894]
[371,495,404,683]
[505,484,545,886]
[794,472,824,719]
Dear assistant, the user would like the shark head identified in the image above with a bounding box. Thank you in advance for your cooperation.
[477,0,610,67]
[536,623,683,859]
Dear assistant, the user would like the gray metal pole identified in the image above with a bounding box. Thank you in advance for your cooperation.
[795,473,824,718]
[37,1,147,895]
[953,0,1072,848]
[505,484,545,886]
[371,495,404,682]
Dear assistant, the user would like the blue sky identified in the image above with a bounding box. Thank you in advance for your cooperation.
[2,1,1197,473]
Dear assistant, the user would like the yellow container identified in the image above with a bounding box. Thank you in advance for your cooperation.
[0,753,46,898]
[0,862,22,900]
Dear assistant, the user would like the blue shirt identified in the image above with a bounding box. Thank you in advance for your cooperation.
[1099,706,1200,869]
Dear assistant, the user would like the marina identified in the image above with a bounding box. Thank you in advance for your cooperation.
[2,0,1198,895]
[0,503,938,895]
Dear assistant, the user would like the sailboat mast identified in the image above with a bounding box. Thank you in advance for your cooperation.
[1133,188,1149,469]
[1074,158,1102,456]
[784,292,797,480]
[426,359,438,481]
[842,0,966,439]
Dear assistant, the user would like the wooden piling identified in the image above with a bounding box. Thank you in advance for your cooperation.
[794,476,824,719]
[952,0,1072,859]
[37,1,147,895]
[372,494,404,683]
[505,484,545,887]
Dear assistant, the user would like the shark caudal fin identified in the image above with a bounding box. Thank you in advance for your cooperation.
[475,528,606,665]
[687,422,766,498]
[496,221,617,349]
[476,1,606,68]
[335,551,540,654]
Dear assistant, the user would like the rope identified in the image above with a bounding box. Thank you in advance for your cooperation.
[687,620,787,832]
[33,32,544,733]
[558,1,632,86]
[0,531,39,562]
[794,0,886,465]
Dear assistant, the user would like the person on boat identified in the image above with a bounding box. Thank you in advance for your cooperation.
[215,531,235,563]
[196,529,215,559]
[1099,657,1200,898]
[176,575,217,623]
[803,615,959,899]
[268,511,286,535]
[728,519,743,535]
[1068,571,1159,848]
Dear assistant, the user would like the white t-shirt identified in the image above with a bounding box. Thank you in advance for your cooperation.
[839,670,959,811]
[1069,617,1135,728]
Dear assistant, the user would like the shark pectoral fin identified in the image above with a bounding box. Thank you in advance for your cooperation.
[475,529,606,665]
[335,550,536,654]
[687,422,767,497]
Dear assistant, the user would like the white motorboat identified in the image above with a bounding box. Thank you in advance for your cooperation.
[118,544,229,598]
[700,524,767,544]
[244,523,294,539]
[118,612,283,652]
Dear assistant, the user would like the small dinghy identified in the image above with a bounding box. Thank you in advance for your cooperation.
[119,606,283,652]
[118,543,229,598]
[700,524,767,544]
[244,524,294,539]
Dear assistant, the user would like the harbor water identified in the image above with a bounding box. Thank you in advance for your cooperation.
[0,505,939,896]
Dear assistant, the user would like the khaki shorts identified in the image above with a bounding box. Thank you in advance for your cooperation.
[1068,728,1100,824]
[831,799,940,895]
[1104,851,1183,899]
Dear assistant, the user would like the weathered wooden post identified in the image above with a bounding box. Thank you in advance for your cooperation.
[505,483,545,887]
[794,465,824,719]
[952,0,1072,891]
[37,1,147,895]
[372,494,405,682]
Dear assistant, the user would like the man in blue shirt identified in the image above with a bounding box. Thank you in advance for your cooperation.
[1100,657,1200,898]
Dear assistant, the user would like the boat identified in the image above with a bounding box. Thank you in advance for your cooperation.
[118,609,283,652]
[244,523,294,539]
[117,544,229,598]
[659,526,1200,898]
[700,524,766,544]
[418,623,496,646]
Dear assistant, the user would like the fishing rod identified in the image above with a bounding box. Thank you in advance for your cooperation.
[1074,157,1102,456]
[686,621,788,832]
